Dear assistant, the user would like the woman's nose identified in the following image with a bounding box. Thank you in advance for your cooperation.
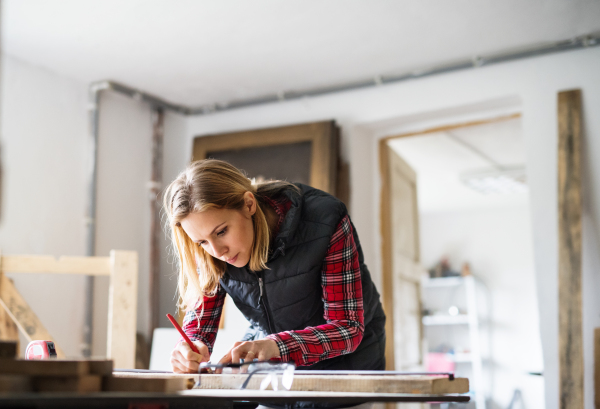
[210,242,226,258]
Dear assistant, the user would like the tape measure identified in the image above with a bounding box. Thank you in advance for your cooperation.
[25,340,57,360]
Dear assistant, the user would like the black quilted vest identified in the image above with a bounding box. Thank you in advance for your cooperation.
[219,184,386,370]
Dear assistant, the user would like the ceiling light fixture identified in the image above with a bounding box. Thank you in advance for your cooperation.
[460,166,528,195]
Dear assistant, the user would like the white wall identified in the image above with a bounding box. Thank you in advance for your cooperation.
[0,54,190,360]
[94,91,190,356]
[92,91,154,356]
[179,47,600,409]
[159,109,190,327]
[0,55,88,357]
[420,205,544,409]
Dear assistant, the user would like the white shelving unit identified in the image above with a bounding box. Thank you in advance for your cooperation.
[421,275,486,409]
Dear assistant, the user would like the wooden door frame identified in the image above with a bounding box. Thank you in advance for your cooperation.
[192,121,339,196]
[378,112,521,370]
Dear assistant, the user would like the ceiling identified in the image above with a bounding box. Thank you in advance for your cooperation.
[4,1,600,107]
[388,117,529,214]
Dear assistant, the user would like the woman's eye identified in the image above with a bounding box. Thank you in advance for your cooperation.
[198,241,207,247]
[216,227,227,237]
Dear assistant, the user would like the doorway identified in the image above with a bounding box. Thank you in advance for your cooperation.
[380,114,544,409]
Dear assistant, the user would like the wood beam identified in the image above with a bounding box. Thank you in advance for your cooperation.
[0,252,19,350]
[558,89,583,409]
[107,250,138,369]
[0,255,110,276]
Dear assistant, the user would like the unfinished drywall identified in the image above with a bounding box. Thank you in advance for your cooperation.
[0,55,88,357]
[180,47,600,409]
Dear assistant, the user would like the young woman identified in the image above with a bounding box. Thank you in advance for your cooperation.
[164,159,385,373]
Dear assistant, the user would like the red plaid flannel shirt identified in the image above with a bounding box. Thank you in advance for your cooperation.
[182,196,365,367]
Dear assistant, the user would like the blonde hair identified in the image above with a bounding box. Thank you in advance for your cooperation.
[163,159,298,312]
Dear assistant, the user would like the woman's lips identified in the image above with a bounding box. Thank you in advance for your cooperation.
[226,254,238,264]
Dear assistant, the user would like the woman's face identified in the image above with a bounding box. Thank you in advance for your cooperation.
[180,192,256,268]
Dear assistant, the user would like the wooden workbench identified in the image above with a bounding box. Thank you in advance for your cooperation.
[0,370,470,408]
[112,370,469,395]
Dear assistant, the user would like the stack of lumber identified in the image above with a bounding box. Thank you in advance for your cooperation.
[0,341,191,394]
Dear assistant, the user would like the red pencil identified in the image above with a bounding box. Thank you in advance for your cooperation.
[166,313,200,354]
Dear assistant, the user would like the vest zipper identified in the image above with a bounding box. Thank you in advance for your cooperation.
[257,274,274,334]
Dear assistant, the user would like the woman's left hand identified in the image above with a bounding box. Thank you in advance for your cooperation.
[216,339,281,373]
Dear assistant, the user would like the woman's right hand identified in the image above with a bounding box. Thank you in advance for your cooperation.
[170,340,211,373]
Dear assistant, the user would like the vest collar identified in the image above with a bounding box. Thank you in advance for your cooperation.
[268,184,304,261]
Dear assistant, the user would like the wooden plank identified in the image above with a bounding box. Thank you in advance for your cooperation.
[0,375,32,393]
[309,121,338,195]
[558,89,583,409]
[0,341,17,358]
[0,306,19,350]
[595,328,599,409]
[0,273,66,358]
[0,359,90,376]
[199,374,468,394]
[113,372,468,394]
[0,252,20,349]
[105,375,191,392]
[87,360,114,376]
[0,255,111,276]
[382,113,521,143]
[107,250,138,369]
[0,359,112,377]
[202,374,467,394]
[34,375,102,393]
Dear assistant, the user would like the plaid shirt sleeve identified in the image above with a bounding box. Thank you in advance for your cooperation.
[181,284,226,354]
[266,215,365,366]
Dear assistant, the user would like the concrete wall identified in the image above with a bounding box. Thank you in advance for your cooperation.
[180,47,600,409]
